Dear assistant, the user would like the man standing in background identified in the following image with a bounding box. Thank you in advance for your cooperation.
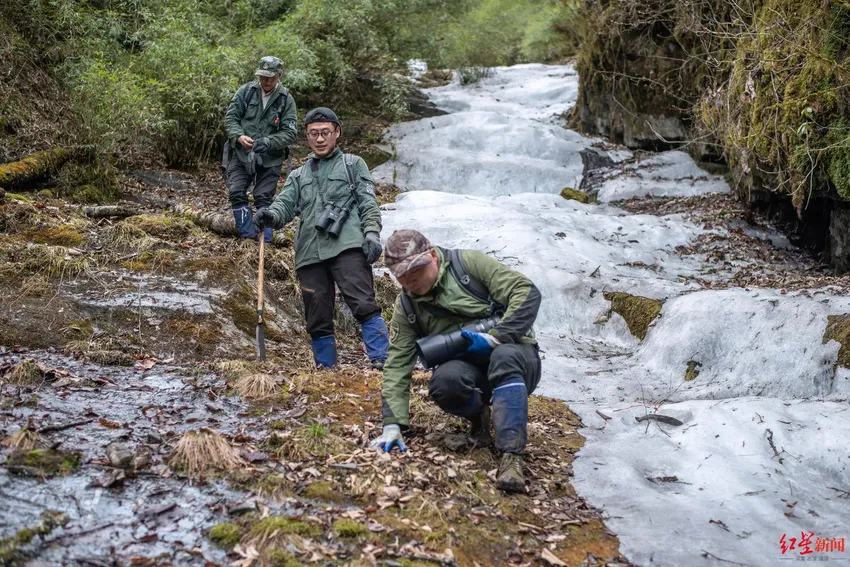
[224,56,297,242]
[253,107,388,370]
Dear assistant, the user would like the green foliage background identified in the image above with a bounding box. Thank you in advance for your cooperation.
[0,0,578,170]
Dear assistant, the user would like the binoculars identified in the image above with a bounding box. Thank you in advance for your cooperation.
[315,202,350,237]
[415,315,501,369]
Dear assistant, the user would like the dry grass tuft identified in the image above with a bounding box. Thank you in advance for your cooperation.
[101,222,160,251]
[3,361,45,387]
[17,245,91,279]
[168,428,246,476]
[269,422,350,461]
[234,372,278,399]
[215,359,250,377]
[1,428,43,451]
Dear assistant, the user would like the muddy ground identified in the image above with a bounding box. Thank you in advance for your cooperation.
[1,137,629,566]
[3,122,846,565]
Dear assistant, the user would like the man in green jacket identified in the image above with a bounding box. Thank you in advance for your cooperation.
[370,229,542,493]
[224,56,297,242]
[253,108,388,369]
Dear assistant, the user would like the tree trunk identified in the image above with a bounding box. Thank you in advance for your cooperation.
[82,205,139,219]
[171,203,290,247]
[0,148,76,187]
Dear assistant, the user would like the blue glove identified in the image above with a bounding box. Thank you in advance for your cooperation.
[369,424,406,453]
[461,330,500,356]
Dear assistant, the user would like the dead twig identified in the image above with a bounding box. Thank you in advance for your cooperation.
[38,418,96,434]
[765,428,784,464]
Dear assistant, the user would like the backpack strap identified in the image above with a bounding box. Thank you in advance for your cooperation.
[276,87,291,159]
[343,153,362,208]
[445,248,505,316]
[243,82,258,109]
[400,292,423,337]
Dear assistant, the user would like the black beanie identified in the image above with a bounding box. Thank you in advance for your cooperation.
[304,107,340,127]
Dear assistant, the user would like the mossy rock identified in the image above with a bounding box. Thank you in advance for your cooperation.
[62,319,93,340]
[124,214,194,240]
[359,146,392,170]
[250,516,321,538]
[684,360,701,381]
[304,481,346,503]
[0,510,69,564]
[7,448,81,477]
[268,550,300,567]
[603,291,662,340]
[85,350,136,366]
[208,522,241,549]
[560,186,592,204]
[69,184,118,204]
[823,314,850,368]
[333,519,369,539]
[5,193,33,202]
[30,224,83,246]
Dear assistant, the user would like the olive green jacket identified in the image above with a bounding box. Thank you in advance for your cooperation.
[266,148,382,269]
[381,248,541,428]
[224,81,297,168]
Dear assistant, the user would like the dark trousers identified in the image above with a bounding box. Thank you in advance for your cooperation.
[296,248,382,339]
[428,342,541,453]
[227,157,281,209]
[428,343,541,408]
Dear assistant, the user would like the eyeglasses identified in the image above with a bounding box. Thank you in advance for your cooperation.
[306,129,335,140]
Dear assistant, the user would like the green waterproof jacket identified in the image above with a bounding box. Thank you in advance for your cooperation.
[224,81,297,168]
[381,247,541,428]
[266,148,382,269]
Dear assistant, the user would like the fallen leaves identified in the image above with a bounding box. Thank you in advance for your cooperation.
[541,548,568,566]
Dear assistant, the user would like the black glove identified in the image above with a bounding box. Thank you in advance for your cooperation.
[253,208,277,230]
[246,150,257,177]
[362,231,382,264]
[253,137,271,155]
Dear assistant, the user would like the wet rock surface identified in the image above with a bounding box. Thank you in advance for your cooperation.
[0,350,248,565]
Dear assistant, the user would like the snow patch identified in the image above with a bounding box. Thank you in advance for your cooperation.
[595,151,731,202]
[380,63,850,567]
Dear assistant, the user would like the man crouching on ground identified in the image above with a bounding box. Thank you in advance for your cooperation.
[369,229,542,493]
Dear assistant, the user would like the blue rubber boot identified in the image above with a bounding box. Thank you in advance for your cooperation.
[361,315,389,368]
[491,377,528,453]
[232,205,258,239]
[492,377,528,492]
[257,206,273,243]
[311,335,337,369]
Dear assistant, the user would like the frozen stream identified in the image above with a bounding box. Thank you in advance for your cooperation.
[375,64,850,566]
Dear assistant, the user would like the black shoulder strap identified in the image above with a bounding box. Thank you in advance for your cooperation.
[343,154,357,191]
[445,248,505,315]
[400,293,423,337]
[343,154,361,207]
[243,82,258,109]
[275,87,289,113]
[446,248,489,303]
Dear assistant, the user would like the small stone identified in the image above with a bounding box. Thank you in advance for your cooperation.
[228,500,257,516]
[133,445,152,470]
[107,442,135,469]
[146,432,163,444]
[441,433,469,452]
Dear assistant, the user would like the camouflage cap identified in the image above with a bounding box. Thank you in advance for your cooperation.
[384,229,433,278]
[255,56,284,77]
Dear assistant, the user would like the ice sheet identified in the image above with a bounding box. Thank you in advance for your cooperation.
[382,63,850,566]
